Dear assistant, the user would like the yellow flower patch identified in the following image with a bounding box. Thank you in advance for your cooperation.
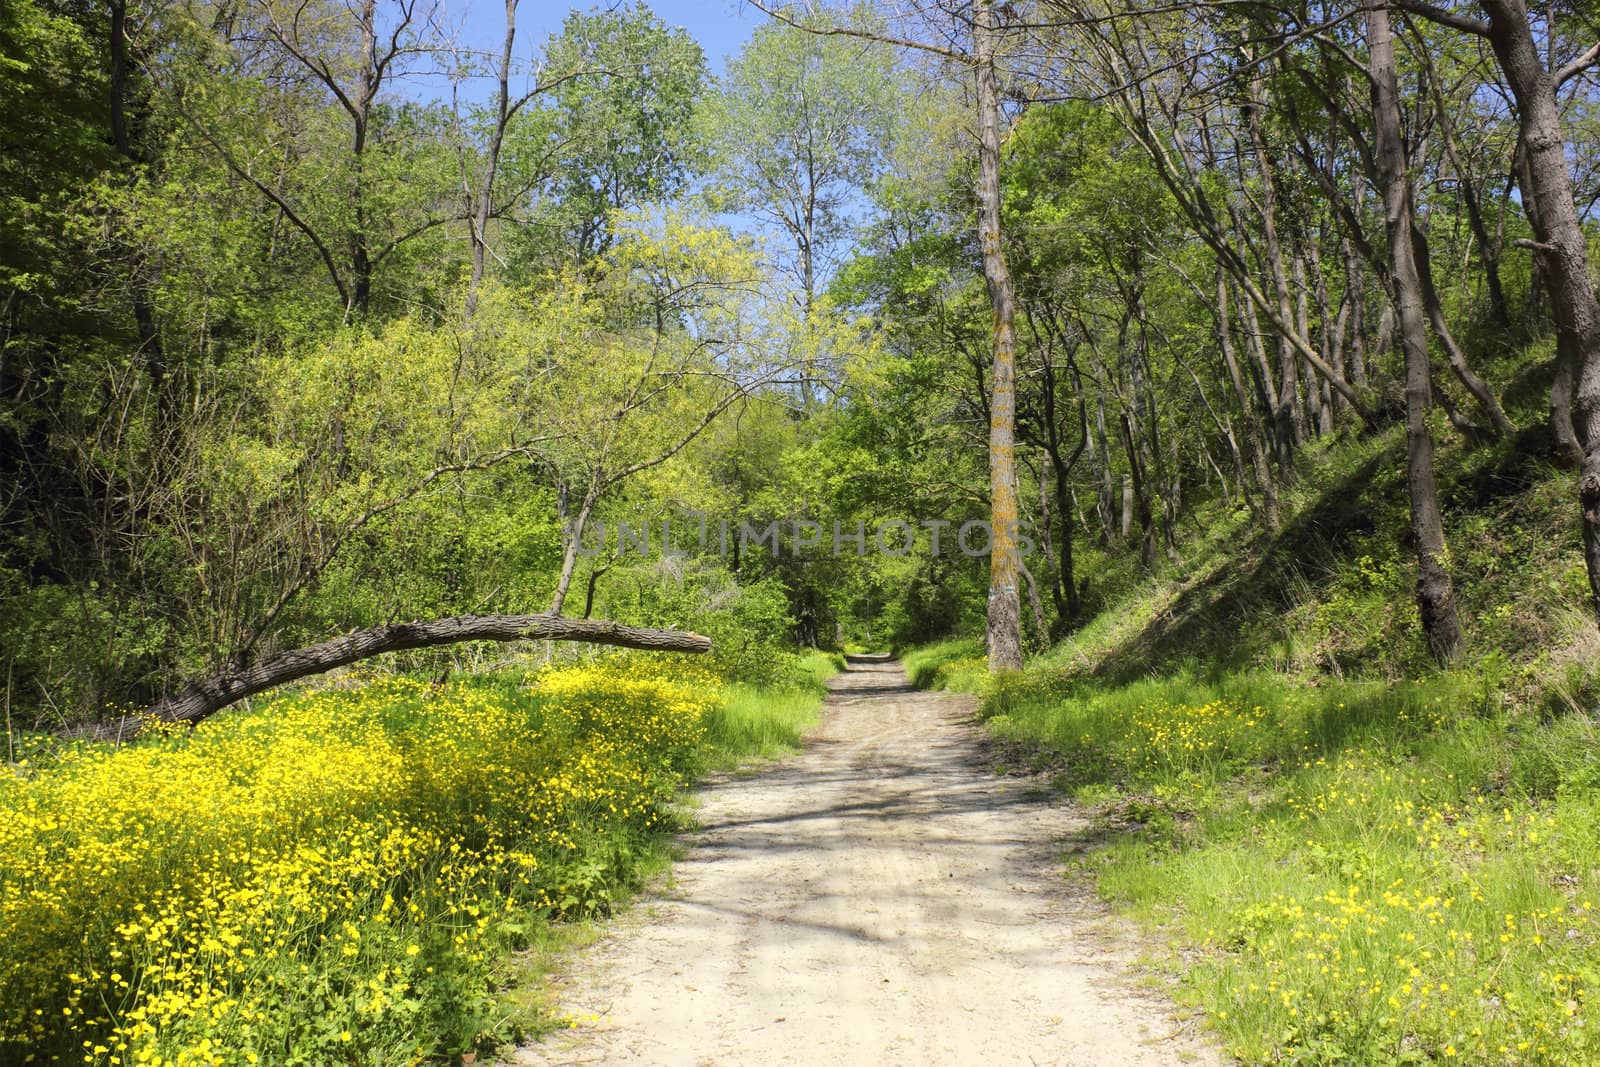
[0,664,716,1065]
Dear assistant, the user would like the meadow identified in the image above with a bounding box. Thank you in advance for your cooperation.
[906,638,1600,1065]
[1,651,838,1067]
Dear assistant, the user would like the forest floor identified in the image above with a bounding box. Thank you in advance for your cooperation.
[512,656,1221,1066]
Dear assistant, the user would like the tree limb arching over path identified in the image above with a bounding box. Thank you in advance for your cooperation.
[67,615,710,741]
[516,657,1221,1066]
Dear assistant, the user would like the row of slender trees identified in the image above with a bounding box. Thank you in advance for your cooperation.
[782,0,1600,669]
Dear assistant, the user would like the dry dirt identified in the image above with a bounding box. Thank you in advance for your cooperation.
[513,656,1225,1066]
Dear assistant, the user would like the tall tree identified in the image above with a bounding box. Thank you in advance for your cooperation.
[749,0,1027,670]
[453,0,604,314]
[973,0,1024,670]
[702,19,897,397]
[1396,0,1600,619]
[1366,0,1464,664]
[535,2,707,263]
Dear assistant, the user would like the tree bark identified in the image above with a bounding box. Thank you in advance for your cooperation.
[1036,329,1086,623]
[1245,75,1306,462]
[549,480,598,616]
[465,0,519,315]
[1239,290,1288,470]
[66,614,711,740]
[1367,0,1463,665]
[1308,238,1338,435]
[1121,414,1156,566]
[1478,2,1600,613]
[1092,368,1118,542]
[974,0,1023,672]
[1412,221,1514,436]
[1120,473,1134,540]
[110,0,167,399]
[1344,231,1369,387]
[348,0,377,317]
[1217,269,1280,528]
[1294,252,1327,438]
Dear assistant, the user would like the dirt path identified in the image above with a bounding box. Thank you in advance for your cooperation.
[514,656,1223,1066]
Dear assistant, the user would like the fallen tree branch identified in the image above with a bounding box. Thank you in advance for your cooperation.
[66,614,711,741]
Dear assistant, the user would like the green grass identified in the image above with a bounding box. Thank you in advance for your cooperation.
[902,637,986,691]
[701,650,840,767]
[908,639,1600,1065]
[897,394,1600,1063]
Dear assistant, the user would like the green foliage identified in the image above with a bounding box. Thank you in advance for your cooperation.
[700,650,840,768]
[596,557,798,685]
[527,2,709,263]
[700,13,898,304]
[0,0,110,303]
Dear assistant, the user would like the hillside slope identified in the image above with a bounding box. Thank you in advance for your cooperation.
[908,399,1600,1066]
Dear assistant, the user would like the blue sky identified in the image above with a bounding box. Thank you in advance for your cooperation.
[424,2,811,282]
[452,0,763,77]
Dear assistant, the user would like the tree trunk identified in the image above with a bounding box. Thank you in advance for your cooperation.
[1122,415,1156,566]
[1344,235,1369,387]
[1246,75,1306,458]
[348,0,377,318]
[1019,558,1050,646]
[1240,291,1289,473]
[1412,221,1514,436]
[110,0,168,400]
[1051,457,1080,621]
[1308,239,1338,435]
[1217,269,1280,528]
[466,0,519,315]
[1039,343,1086,624]
[1092,371,1118,542]
[549,483,598,616]
[1126,303,1169,558]
[1295,252,1327,438]
[974,0,1023,672]
[1480,1,1600,613]
[66,614,712,740]
[1367,0,1463,665]
[1120,473,1134,540]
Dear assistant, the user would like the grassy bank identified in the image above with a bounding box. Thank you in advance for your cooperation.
[1,651,837,1067]
[702,651,845,767]
[910,635,1600,1065]
[895,385,1600,1065]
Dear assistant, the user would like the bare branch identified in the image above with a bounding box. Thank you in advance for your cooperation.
[744,0,968,61]
[1556,41,1600,88]
[1390,0,1489,37]
[68,614,711,740]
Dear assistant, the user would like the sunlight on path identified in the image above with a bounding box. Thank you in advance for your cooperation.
[514,657,1223,1066]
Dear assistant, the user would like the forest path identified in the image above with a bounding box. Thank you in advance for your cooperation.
[513,656,1223,1066]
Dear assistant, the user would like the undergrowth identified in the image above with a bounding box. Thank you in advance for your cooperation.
[0,650,836,1067]
[908,399,1600,1065]
[703,650,843,767]
[915,640,1600,1065]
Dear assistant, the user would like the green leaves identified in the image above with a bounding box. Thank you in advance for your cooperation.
[699,13,917,323]
[525,2,709,262]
